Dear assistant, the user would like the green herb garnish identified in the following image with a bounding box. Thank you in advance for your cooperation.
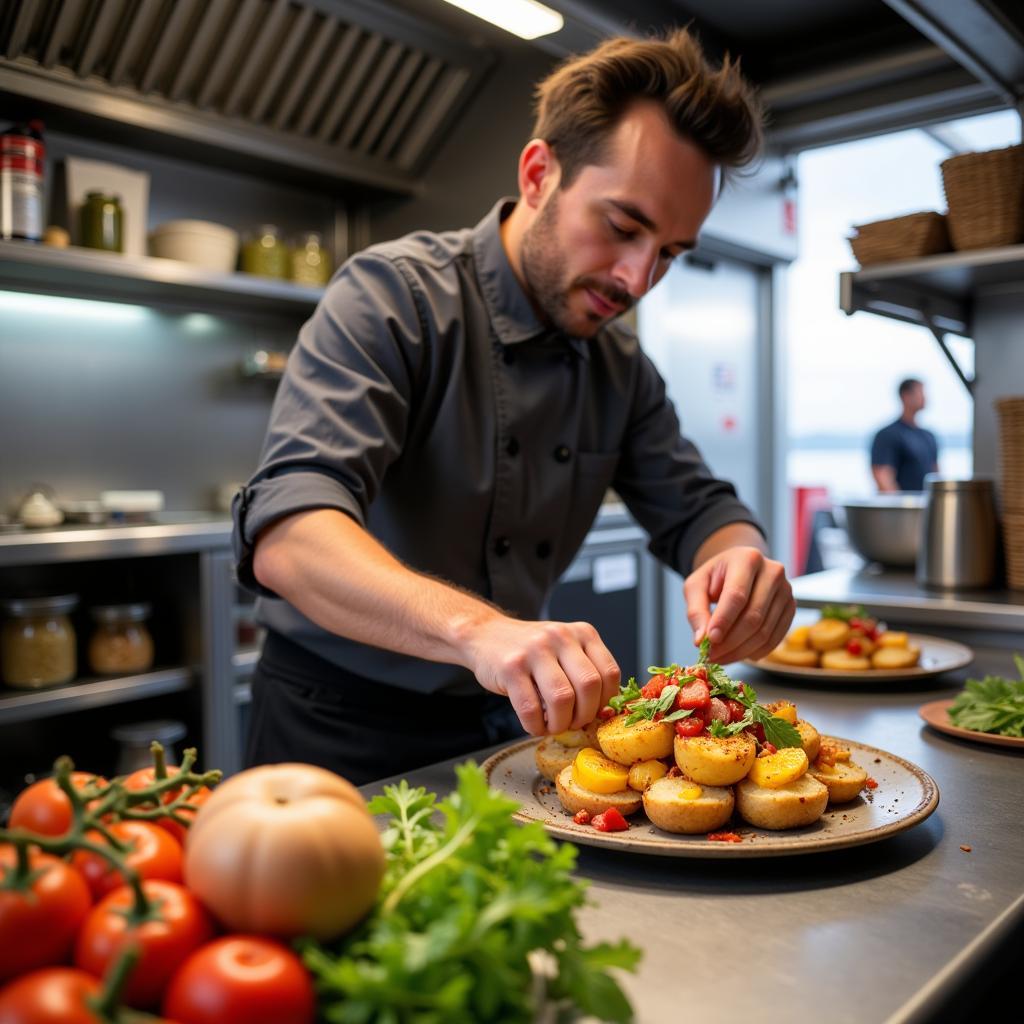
[303,763,641,1023]
[607,676,642,712]
[819,603,869,622]
[947,656,1024,737]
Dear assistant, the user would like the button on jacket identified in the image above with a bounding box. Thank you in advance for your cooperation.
[233,199,763,695]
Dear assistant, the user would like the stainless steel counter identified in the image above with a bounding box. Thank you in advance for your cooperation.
[791,567,1024,634]
[362,643,1024,1024]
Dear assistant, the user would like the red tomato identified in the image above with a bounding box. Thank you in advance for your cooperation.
[683,665,708,683]
[591,808,629,832]
[0,967,101,1024]
[74,879,215,1009]
[674,717,705,738]
[7,774,107,837]
[123,767,212,845]
[163,936,315,1024]
[0,848,92,983]
[724,699,746,723]
[674,680,710,711]
[71,821,183,901]
[639,676,669,699]
[746,723,767,744]
[846,639,863,655]
[597,706,617,720]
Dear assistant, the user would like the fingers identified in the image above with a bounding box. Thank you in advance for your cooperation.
[703,550,760,648]
[712,563,794,665]
[490,621,620,735]
[683,562,715,644]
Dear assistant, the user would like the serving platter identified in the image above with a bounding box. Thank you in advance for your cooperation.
[919,698,1024,749]
[481,736,939,858]
[746,634,973,683]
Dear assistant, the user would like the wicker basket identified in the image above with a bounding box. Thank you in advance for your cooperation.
[941,144,1024,251]
[1003,512,1024,590]
[848,212,950,266]
[996,396,1024,512]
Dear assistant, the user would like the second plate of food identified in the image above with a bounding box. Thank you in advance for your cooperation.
[747,634,973,683]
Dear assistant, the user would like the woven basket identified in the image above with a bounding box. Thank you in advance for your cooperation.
[996,396,1024,512]
[1003,512,1024,590]
[941,144,1024,251]
[848,211,950,266]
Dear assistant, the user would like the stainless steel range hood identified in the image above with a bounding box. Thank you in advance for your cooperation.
[0,0,492,195]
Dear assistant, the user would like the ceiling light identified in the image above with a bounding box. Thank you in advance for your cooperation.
[439,0,564,40]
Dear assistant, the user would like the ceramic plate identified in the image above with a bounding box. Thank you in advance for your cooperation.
[746,634,973,683]
[481,737,938,858]
[919,698,1024,749]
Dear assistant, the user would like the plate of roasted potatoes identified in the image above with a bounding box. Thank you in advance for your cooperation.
[751,605,973,682]
[482,656,938,857]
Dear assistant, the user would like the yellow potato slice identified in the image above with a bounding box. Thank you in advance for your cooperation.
[747,746,808,789]
[627,759,669,791]
[786,625,811,649]
[572,747,630,793]
[764,700,798,724]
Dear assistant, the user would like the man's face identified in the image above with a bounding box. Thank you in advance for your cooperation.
[519,102,718,338]
[906,384,926,413]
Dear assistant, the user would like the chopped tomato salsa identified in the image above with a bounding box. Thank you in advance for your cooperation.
[591,808,629,832]
[865,777,879,789]
[707,831,743,843]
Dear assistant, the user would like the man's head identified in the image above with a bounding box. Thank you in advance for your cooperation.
[899,377,926,415]
[510,29,763,338]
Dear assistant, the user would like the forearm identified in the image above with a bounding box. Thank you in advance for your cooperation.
[872,465,898,492]
[692,521,768,569]
[252,508,501,670]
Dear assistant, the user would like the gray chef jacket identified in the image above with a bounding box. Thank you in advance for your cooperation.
[233,199,763,695]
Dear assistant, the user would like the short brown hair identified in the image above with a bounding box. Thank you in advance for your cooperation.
[533,28,763,188]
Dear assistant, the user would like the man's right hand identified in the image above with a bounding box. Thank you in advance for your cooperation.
[458,616,621,736]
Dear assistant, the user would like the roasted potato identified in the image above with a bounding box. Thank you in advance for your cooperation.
[642,776,734,834]
[674,732,756,786]
[795,719,821,763]
[535,738,581,782]
[820,649,871,671]
[871,645,920,669]
[768,644,820,668]
[808,618,850,652]
[555,765,643,817]
[809,758,868,804]
[735,774,828,830]
[627,759,670,791]
[598,715,674,765]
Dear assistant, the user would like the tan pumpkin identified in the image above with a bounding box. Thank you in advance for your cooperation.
[184,763,385,941]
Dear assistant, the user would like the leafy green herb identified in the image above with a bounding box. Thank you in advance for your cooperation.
[749,704,802,749]
[698,636,712,663]
[708,712,753,738]
[624,684,678,725]
[819,603,868,622]
[302,763,641,1024]
[948,656,1024,737]
[607,676,642,712]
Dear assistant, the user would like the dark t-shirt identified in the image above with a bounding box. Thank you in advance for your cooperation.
[870,418,938,491]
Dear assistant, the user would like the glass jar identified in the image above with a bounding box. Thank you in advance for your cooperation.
[88,603,154,675]
[80,191,123,253]
[1,595,78,689]
[241,224,288,279]
[289,232,331,286]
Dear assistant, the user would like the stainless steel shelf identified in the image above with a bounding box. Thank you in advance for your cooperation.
[839,243,1024,338]
[792,567,1024,633]
[0,667,193,725]
[0,240,323,316]
[0,517,233,567]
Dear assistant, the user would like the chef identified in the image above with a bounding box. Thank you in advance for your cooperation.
[233,28,796,784]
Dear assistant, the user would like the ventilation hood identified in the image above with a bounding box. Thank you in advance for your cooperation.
[0,0,492,196]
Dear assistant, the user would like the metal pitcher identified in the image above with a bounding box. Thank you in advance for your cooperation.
[917,477,999,589]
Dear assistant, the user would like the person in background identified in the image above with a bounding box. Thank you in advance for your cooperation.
[233,29,796,784]
[870,378,939,492]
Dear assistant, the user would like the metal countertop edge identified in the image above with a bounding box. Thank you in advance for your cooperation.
[887,889,1024,1024]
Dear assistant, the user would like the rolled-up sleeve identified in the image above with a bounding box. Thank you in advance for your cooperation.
[613,350,764,576]
[233,253,425,593]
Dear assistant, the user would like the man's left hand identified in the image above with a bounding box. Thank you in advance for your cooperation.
[684,546,795,665]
